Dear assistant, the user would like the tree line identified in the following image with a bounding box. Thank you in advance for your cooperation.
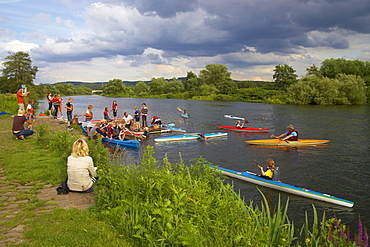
[1,51,369,105]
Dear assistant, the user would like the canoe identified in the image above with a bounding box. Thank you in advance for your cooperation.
[206,164,354,208]
[245,139,330,146]
[161,126,186,132]
[217,125,271,132]
[154,132,228,142]
[102,137,140,148]
[224,114,245,120]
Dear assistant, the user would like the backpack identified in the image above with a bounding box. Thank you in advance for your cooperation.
[56,179,70,195]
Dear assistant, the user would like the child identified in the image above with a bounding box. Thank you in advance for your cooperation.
[65,97,74,130]
[133,106,141,130]
[103,107,112,121]
[72,114,81,125]
[112,101,118,119]
[26,99,35,130]
[84,105,93,134]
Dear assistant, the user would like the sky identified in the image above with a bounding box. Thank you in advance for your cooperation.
[1,0,370,84]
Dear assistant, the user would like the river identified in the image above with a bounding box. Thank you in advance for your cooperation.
[38,95,370,233]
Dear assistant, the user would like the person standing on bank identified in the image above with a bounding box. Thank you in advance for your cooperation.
[47,92,53,116]
[12,109,34,140]
[65,97,74,131]
[16,87,30,111]
[67,139,97,193]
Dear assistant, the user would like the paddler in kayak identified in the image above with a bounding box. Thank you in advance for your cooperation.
[235,120,249,128]
[257,159,280,181]
[271,124,298,141]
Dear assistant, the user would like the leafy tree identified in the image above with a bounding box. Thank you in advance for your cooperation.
[167,77,184,93]
[133,81,149,96]
[149,77,167,95]
[184,71,200,92]
[337,74,367,105]
[306,64,321,77]
[199,64,236,94]
[1,51,38,93]
[236,80,257,89]
[273,64,297,90]
[102,79,127,95]
[199,84,218,96]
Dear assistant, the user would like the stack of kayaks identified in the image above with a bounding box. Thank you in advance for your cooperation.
[154,132,228,142]
[217,125,271,132]
[102,137,140,148]
[206,164,354,208]
[245,139,330,146]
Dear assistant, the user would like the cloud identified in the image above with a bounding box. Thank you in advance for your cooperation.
[31,13,51,22]
[0,40,39,52]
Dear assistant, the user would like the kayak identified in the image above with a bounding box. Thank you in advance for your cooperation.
[161,126,186,132]
[181,113,189,118]
[245,139,330,146]
[224,114,245,120]
[121,130,145,138]
[154,132,228,142]
[102,137,140,148]
[217,125,271,132]
[206,164,354,208]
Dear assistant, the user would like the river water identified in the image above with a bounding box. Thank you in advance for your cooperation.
[38,95,370,233]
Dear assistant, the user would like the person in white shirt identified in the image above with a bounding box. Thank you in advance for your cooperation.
[122,112,134,129]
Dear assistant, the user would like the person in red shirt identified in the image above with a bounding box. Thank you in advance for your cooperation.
[16,87,29,111]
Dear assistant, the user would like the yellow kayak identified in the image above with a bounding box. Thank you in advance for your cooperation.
[245,139,330,146]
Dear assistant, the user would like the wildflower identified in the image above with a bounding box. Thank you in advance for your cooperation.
[305,238,310,243]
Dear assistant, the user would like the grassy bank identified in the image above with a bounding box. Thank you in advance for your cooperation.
[0,94,367,246]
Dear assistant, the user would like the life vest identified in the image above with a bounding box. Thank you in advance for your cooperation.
[66,103,73,112]
[84,110,93,120]
[26,104,34,114]
[264,167,280,181]
[287,130,298,141]
[72,117,79,124]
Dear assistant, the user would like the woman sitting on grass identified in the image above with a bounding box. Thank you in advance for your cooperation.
[67,139,97,193]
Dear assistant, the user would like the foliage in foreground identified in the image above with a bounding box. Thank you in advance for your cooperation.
[94,146,368,246]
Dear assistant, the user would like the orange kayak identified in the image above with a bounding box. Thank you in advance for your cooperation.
[245,139,330,146]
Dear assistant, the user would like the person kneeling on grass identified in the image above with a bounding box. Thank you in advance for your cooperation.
[67,139,97,193]
[12,109,34,140]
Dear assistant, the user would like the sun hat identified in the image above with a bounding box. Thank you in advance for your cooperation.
[287,124,294,129]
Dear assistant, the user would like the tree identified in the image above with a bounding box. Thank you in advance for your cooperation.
[102,79,127,95]
[273,64,297,90]
[1,51,38,93]
[167,77,184,93]
[149,77,167,95]
[133,81,150,96]
[184,71,200,92]
[198,64,236,94]
[305,64,321,77]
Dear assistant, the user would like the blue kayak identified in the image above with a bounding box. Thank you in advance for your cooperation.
[161,126,186,132]
[181,113,189,118]
[205,164,354,208]
[102,137,140,148]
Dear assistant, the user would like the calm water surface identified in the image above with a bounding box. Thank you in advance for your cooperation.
[38,95,370,231]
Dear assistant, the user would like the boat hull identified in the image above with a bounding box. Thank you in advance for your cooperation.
[154,132,228,142]
[102,137,140,148]
[245,139,330,146]
[217,125,271,132]
[161,126,186,132]
[206,165,354,208]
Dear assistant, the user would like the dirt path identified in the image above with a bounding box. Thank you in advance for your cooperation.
[0,116,95,246]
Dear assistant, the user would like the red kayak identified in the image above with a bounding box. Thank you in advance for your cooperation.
[217,125,271,132]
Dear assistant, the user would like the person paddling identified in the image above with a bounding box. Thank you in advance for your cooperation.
[271,124,298,141]
[257,159,280,181]
[235,120,249,128]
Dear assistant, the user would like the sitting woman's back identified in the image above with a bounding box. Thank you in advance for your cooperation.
[67,139,96,192]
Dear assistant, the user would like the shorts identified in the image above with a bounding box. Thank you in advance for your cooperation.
[86,121,93,128]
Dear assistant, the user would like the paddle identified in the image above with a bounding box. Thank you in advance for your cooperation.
[177,107,183,112]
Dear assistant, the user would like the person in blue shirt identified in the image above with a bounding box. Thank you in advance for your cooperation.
[271,124,298,141]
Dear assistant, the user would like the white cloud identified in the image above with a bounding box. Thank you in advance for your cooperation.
[31,13,51,22]
[0,40,38,52]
